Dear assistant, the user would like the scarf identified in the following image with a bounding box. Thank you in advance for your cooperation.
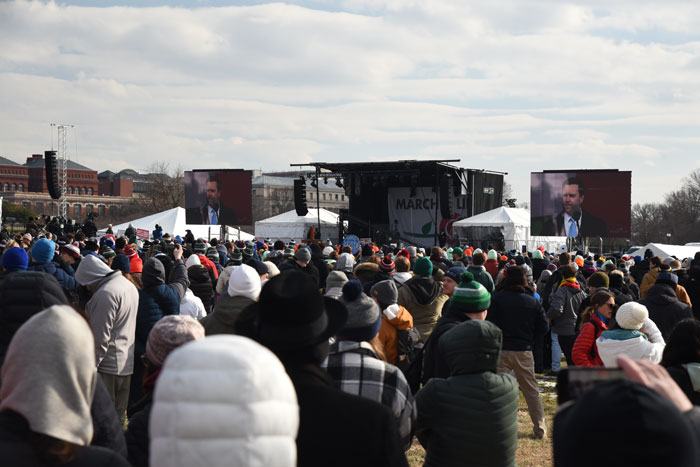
[558,277,581,290]
[594,311,609,325]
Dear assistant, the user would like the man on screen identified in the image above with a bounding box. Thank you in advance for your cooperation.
[187,176,237,225]
[536,177,607,237]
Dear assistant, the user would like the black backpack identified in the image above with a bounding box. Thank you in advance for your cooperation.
[396,327,424,394]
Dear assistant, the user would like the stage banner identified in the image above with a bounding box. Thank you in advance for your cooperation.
[387,187,469,247]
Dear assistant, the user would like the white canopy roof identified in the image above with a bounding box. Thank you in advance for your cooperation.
[452,207,565,252]
[255,209,340,243]
[635,243,700,261]
[97,207,254,241]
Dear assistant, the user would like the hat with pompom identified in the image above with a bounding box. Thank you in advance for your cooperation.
[338,280,381,342]
[449,271,491,314]
[615,302,648,331]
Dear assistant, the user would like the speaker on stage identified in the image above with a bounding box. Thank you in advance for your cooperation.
[294,178,308,216]
[45,150,61,200]
[440,175,452,219]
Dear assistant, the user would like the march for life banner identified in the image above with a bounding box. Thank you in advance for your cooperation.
[387,187,469,247]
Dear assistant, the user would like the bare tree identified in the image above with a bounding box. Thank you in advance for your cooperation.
[631,202,666,244]
[661,169,700,244]
[130,162,185,215]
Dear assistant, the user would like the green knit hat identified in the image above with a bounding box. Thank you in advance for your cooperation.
[449,271,491,314]
[414,256,433,277]
[453,247,464,257]
[487,249,498,260]
[588,271,609,289]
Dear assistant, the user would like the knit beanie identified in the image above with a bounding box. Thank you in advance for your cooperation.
[294,246,311,263]
[31,238,55,264]
[322,246,333,257]
[245,258,268,277]
[185,254,201,268]
[453,247,464,257]
[588,272,609,289]
[473,248,483,256]
[361,244,373,257]
[2,247,28,271]
[101,246,116,259]
[615,302,648,331]
[397,249,410,259]
[194,241,207,254]
[532,249,543,260]
[449,271,491,314]
[338,281,382,342]
[413,256,433,277]
[370,280,398,306]
[146,315,205,367]
[325,270,348,291]
[583,258,595,268]
[206,248,220,263]
[407,246,417,259]
[335,253,355,273]
[378,257,395,274]
[444,266,466,284]
[111,254,131,274]
[657,271,679,285]
[227,264,261,300]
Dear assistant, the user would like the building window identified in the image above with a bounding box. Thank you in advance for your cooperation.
[335,194,338,200]
[11,184,16,191]
[86,204,93,215]
[73,204,81,218]
[98,205,106,217]
[310,192,314,200]
[35,202,43,213]
[87,187,93,195]
[110,205,118,217]
[341,195,345,201]
[67,187,72,195]
[322,193,326,200]
[18,184,23,192]
[81,187,86,195]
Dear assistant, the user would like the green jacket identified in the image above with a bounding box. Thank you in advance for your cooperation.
[467,265,495,294]
[415,320,518,467]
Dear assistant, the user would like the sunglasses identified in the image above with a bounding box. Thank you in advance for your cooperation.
[605,302,618,310]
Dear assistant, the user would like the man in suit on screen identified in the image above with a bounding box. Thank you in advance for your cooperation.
[533,177,607,237]
[186,176,237,226]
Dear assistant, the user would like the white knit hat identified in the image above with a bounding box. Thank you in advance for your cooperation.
[227,263,261,300]
[615,302,648,331]
[185,254,201,268]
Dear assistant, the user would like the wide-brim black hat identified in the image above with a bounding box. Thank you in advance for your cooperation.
[252,272,347,350]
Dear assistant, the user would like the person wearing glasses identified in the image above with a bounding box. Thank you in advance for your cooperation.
[572,290,616,366]
[596,301,666,367]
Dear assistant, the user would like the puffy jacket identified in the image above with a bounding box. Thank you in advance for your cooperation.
[488,288,548,351]
[572,313,608,366]
[415,320,518,467]
[199,293,256,335]
[354,262,379,286]
[547,285,587,336]
[639,267,659,298]
[28,260,79,292]
[639,283,694,341]
[397,276,448,343]
[135,258,188,356]
[150,335,299,467]
[484,259,499,280]
[377,304,415,366]
[187,265,213,312]
[596,319,665,367]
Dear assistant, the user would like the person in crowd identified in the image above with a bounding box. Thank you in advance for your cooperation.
[240,272,409,467]
[484,249,499,280]
[324,270,348,300]
[639,255,664,297]
[123,245,143,284]
[685,267,700,320]
[547,264,587,367]
[607,270,634,305]
[451,247,465,266]
[530,249,548,283]
[596,302,665,367]
[488,265,549,439]
[662,318,700,405]
[371,279,416,367]
[308,243,330,291]
[335,252,357,281]
[124,315,205,467]
[323,280,416,450]
[28,238,79,296]
[179,285,207,320]
[423,271,491,382]
[205,247,223,275]
[0,306,130,466]
[111,253,141,289]
[415,320,519,467]
[439,266,466,315]
[354,258,379,286]
[397,257,447,343]
[75,254,139,425]
[1,246,28,276]
[200,263,261,335]
[553,356,700,467]
[572,290,614,367]
[639,270,694,340]
[467,252,495,293]
[185,254,213,313]
[540,252,588,308]
[393,255,413,285]
[279,245,320,287]
[363,256,396,295]
[130,244,189,412]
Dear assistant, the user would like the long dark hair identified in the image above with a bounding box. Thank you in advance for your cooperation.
[661,319,700,367]
[580,290,615,325]
[495,266,533,294]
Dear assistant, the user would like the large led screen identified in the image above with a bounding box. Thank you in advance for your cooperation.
[184,170,252,226]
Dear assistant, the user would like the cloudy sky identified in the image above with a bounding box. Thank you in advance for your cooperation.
[1,0,699,206]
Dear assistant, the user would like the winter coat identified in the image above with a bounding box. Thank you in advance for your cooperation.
[397,276,448,343]
[377,304,415,366]
[135,258,188,357]
[279,259,320,287]
[199,293,256,335]
[639,283,694,341]
[466,265,494,293]
[488,288,548,351]
[363,270,394,297]
[639,267,659,298]
[531,258,549,283]
[422,303,469,383]
[415,320,519,467]
[685,268,700,320]
[667,363,700,406]
[630,259,650,285]
[541,267,588,309]
[311,251,330,290]
[596,319,665,367]
[187,265,214,312]
[124,393,152,467]
[572,313,608,366]
[179,288,207,320]
[547,285,587,336]
[484,258,499,280]
[354,262,379,286]
[284,363,409,467]
[28,260,79,292]
[0,410,129,467]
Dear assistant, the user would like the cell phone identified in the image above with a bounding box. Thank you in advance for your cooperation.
[557,367,626,404]
[522,245,527,253]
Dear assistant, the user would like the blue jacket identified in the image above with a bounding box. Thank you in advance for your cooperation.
[28,261,79,292]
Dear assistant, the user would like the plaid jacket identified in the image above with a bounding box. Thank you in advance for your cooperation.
[322,341,416,450]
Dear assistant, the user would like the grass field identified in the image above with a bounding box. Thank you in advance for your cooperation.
[407,373,558,466]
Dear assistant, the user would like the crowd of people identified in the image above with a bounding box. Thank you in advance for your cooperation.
[0,222,700,466]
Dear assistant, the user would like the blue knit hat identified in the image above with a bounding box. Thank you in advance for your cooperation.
[31,238,56,264]
[111,254,131,274]
[444,266,466,283]
[2,247,28,271]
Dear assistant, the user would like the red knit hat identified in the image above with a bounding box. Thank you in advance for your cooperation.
[397,248,410,258]
[378,257,395,275]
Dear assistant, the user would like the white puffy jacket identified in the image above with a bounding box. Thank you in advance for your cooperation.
[596,318,666,367]
[150,335,299,467]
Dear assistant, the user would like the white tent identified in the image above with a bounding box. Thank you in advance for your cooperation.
[255,209,340,244]
[634,243,700,261]
[451,207,565,252]
[97,207,254,241]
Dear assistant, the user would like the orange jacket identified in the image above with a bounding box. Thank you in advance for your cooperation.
[377,305,414,366]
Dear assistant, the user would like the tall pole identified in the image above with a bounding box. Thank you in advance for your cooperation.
[315,166,321,241]
[51,123,73,220]
[434,166,439,246]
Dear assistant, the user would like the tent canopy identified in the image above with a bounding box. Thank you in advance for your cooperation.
[634,243,700,261]
[98,207,254,241]
[452,207,565,252]
[255,209,340,243]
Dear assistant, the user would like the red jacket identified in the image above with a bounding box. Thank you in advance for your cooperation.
[484,259,499,280]
[572,313,607,367]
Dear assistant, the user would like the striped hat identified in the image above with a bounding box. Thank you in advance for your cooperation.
[378,256,395,274]
[449,271,491,314]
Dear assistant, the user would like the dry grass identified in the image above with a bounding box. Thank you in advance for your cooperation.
[407,374,557,467]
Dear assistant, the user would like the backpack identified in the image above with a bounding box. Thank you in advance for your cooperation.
[396,327,424,394]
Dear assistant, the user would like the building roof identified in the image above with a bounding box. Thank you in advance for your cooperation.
[24,157,94,172]
[0,156,21,166]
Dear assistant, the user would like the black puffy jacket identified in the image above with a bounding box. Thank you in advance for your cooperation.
[639,283,693,341]
[188,265,213,312]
